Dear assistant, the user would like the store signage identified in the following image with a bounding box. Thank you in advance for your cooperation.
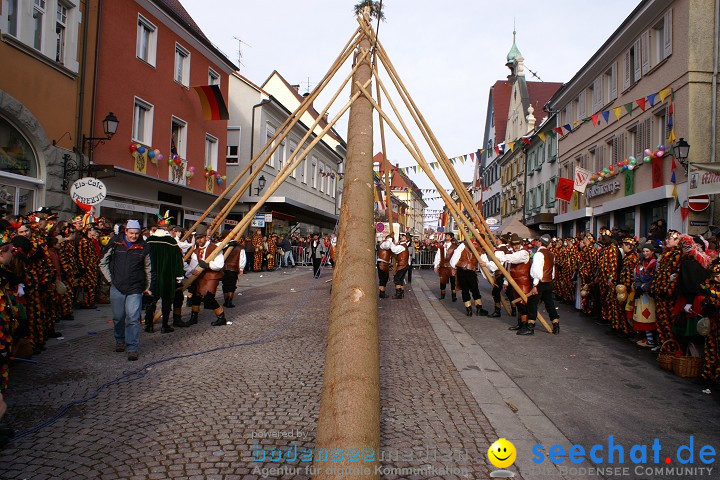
[486,218,498,225]
[585,180,620,199]
[70,177,107,205]
[251,213,266,228]
[689,163,720,195]
[264,213,273,223]
[690,220,709,227]
[539,224,557,231]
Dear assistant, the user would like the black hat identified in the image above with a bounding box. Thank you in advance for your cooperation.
[445,232,454,238]
[195,225,208,238]
[539,234,552,246]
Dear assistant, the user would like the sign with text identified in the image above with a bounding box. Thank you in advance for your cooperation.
[70,177,107,205]
[555,177,575,202]
[689,162,720,196]
[586,180,621,199]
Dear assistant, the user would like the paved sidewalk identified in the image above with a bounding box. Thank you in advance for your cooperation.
[1,266,504,479]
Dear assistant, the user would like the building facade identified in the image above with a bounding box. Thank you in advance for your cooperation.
[523,115,560,234]
[373,152,427,237]
[0,0,97,215]
[550,0,718,238]
[223,71,345,236]
[92,0,236,227]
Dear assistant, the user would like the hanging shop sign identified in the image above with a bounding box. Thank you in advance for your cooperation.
[689,162,720,196]
[70,177,107,205]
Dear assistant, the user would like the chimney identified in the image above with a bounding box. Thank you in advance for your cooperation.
[290,84,300,92]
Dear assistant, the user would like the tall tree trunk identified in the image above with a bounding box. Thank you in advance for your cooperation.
[313,32,380,479]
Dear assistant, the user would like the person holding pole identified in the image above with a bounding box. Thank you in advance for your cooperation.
[185,225,227,326]
[310,233,327,278]
[221,230,246,308]
[377,234,393,298]
[495,234,532,332]
[434,232,459,301]
[450,237,489,317]
[521,234,560,336]
[387,233,410,299]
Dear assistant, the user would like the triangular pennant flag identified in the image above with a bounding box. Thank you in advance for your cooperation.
[613,107,623,120]
[601,111,610,123]
[667,130,676,143]
[647,93,658,107]
[681,206,690,220]
[671,170,676,184]
[675,196,681,211]
[581,117,592,123]
[538,132,546,142]
[563,124,573,133]
[671,157,677,170]
[508,141,516,151]
[449,158,455,164]
[636,98,646,111]
[494,145,500,155]
[413,165,417,173]
[553,127,564,136]
[659,88,672,102]
[470,153,475,162]
[624,103,633,115]
[591,113,600,126]
[459,156,466,165]
[572,120,581,128]
[672,184,678,198]
[521,136,531,145]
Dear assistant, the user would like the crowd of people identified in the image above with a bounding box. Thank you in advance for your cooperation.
[392,226,720,383]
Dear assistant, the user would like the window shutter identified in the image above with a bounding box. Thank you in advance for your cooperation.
[663,9,673,58]
[597,145,604,172]
[578,91,586,119]
[636,122,644,157]
[612,137,618,163]
[641,30,650,74]
[539,184,544,206]
[610,62,618,100]
[633,38,642,81]
[594,77,603,111]
[623,50,631,90]
[644,118,651,151]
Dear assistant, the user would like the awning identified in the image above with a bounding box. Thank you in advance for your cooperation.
[498,216,537,239]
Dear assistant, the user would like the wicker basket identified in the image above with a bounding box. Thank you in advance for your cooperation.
[672,355,703,378]
[657,340,680,372]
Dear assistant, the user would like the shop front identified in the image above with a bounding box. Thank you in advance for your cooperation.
[0,114,43,215]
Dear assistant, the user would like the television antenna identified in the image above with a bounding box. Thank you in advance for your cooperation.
[232,36,252,68]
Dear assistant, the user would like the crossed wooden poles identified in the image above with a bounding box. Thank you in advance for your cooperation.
[174,15,551,334]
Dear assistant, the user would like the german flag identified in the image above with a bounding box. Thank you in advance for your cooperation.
[192,85,229,121]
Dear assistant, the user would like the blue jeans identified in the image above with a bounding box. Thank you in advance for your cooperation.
[110,286,142,353]
[283,250,295,267]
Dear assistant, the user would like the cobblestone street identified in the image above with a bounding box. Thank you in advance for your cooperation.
[0,267,503,479]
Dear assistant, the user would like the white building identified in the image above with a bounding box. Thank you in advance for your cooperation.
[224,71,346,236]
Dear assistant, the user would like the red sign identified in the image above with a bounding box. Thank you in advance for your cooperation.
[375,222,385,232]
[688,194,711,212]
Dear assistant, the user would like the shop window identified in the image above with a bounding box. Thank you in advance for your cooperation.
[0,117,39,178]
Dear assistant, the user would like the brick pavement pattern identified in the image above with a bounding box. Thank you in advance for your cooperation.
[0,269,499,479]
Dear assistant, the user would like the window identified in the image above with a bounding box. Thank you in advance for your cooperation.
[265,126,275,167]
[175,43,191,86]
[136,15,157,66]
[655,107,667,146]
[289,142,297,177]
[7,0,18,37]
[132,97,154,145]
[546,177,557,207]
[332,173,337,198]
[650,10,673,67]
[603,63,617,103]
[33,0,46,51]
[205,134,218,171]
[311,157,318,189]
[301,157,307,184]
[274,141,285,170]
[624,40,642,90]
[171,117,187,158]
[208,68,220,86]
[226,127,240,164]
[55,2,68,63]
[319,163,325,193]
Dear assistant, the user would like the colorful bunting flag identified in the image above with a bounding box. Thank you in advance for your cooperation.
[659,88,672,102]
[624,103,633,115]
[591,113,600,126]
[538,132,546,142]
[613,107,623,120]
[636,98,646,112]
[601,111,610,123]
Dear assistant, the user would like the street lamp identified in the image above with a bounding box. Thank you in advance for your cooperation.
[510,195,518,209]
[64,112,119,190]
[674,137,691,172]
[255,175,266,196]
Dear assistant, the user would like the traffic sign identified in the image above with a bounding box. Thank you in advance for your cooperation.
[688,194,711,212]
[437,226,445,233]
[376,222,385,233]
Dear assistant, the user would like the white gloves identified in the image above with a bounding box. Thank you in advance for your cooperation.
[684,304,693,313]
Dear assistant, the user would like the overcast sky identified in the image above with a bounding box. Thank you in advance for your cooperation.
[182,0,640,215]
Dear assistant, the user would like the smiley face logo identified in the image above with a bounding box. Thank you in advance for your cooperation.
[488,438,516,469]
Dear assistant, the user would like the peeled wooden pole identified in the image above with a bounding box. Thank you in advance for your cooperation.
[181,29,363,242]
[181,81,371,291]
[314,34,380,480]
[356,80,551,333]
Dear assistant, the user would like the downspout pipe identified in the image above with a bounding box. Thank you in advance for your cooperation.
[75,0,92,157]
